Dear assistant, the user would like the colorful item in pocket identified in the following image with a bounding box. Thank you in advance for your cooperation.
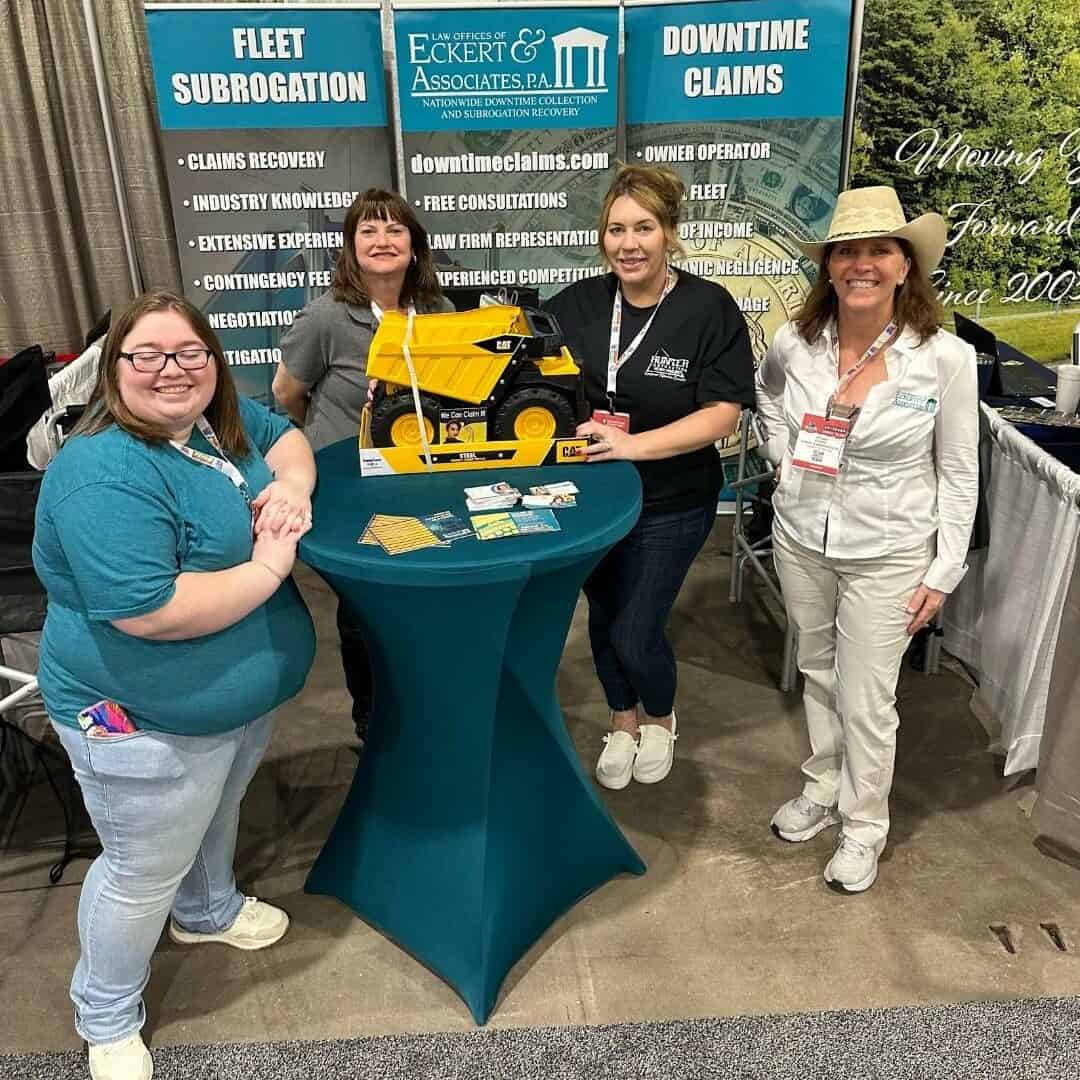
[77,700,137,738]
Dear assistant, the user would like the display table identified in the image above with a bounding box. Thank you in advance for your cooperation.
[299,440,645,1023]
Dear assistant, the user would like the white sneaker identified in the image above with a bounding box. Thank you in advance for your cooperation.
[770,795,841,842]
[88,1032,152,1080]
[824,833,879,893]
[169,896,289,951]
[596,730,638,790]
[632,711,677,784]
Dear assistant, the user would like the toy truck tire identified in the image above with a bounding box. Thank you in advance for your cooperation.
[370,391,441,447]
[492,387,577,441]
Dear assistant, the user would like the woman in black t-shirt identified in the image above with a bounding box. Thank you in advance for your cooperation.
[545,164,755,791]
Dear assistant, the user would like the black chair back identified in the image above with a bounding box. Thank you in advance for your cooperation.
[0,345,50,473]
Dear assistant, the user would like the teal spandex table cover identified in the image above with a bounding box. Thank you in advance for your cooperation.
[299,440,646,1023]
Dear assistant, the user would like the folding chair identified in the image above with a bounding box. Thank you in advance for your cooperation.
[727,410,799,692]
[728,410,941,686]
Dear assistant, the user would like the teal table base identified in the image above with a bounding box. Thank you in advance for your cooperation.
[301,446,645,1024]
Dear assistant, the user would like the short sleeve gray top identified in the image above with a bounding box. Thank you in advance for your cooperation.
[280,290,454,451]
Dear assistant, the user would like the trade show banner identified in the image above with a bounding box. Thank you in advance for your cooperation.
[392,1,619,299]
[145,3,392,403]
[852,0,1080,364]
[624,0,854,363]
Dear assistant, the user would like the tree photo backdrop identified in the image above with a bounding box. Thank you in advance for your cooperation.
[851,0,1080,361]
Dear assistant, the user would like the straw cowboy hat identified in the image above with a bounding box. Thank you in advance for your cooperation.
[794,186,947,274]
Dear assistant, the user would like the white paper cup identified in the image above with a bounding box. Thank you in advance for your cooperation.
[1056,365,1080,414]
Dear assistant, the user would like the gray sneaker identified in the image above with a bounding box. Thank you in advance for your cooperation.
[770,795,841,842]
[824,833,879,893]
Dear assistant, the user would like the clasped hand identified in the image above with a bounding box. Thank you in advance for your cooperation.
[252,479,313,538]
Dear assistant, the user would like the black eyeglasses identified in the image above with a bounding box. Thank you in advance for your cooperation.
[120,348,213,373]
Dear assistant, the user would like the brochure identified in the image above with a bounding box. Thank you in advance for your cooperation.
[362,513,444,556]
[421,510,473,543]
[472,508,561,540]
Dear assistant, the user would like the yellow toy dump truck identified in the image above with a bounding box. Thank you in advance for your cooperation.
[359,304,588,475]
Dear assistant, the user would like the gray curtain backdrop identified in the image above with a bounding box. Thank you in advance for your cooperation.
[0,0,308,356]
[0,2,169,353]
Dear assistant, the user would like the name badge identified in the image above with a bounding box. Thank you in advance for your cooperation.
[791,413,851,477]
[591,409,631,433]
[894,391,938,413]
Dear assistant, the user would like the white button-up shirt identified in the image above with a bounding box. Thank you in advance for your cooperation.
[755,320,979,593]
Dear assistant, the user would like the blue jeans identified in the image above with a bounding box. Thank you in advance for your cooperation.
[583,502,715,718]
[52,712,275,1045]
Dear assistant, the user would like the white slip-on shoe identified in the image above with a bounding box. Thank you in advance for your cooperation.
[632,711,677,784]
[88,1032,153,1080]
[770,795,842,842]
[823,833,879,893]
[596,730,638,790]
[169,896,289,951]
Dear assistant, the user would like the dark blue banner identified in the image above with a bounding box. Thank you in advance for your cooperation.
[624,0,854,375]
[393,3,619,299]
[145,3,393,405]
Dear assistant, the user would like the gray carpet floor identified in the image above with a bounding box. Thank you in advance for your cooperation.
[5,996,1079,1079]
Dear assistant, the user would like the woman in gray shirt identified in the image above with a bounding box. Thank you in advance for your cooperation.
[274,189,452,741]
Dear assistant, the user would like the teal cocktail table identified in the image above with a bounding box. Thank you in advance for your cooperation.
[299,440,645,1023]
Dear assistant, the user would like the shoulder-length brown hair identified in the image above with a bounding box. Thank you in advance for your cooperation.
[332,189,443,309]
[597,163,687,265]
[75,290,250,457]
[794,239,943,345]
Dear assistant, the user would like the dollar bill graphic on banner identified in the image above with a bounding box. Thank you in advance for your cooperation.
[393,3,619,299]
[145,3,392,405]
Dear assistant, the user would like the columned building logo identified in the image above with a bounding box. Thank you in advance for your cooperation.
[552,27,608,90]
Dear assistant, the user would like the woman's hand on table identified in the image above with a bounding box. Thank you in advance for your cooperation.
[575,419,639,462]
[906,584,945,635]
[253,479,312,538]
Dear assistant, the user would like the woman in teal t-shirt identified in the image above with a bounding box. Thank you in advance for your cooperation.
[33,291,317,1080]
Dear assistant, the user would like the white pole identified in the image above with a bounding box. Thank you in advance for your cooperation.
[82,0,143,296]
[839,0,866,191]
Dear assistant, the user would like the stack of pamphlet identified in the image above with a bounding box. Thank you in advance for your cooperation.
[464,482,522,512]
[359,511,473,554]
[522,481,577,508]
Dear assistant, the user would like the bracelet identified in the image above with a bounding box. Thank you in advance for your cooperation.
[252,559,286,584]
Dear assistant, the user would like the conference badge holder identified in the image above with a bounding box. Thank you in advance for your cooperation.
[590,409,630,433]
[790,320,896,478]
[790,412,851,477]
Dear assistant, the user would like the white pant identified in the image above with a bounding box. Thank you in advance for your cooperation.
[772,525,933,851]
